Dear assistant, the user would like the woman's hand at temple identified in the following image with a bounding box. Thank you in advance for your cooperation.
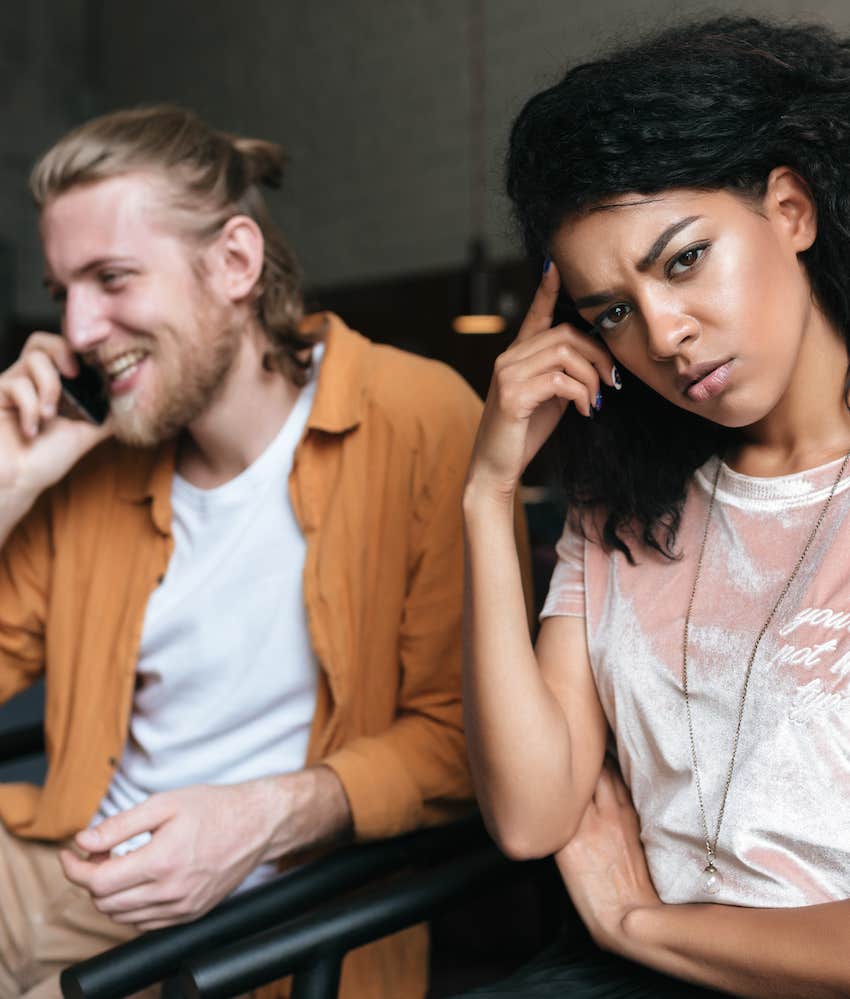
[462,264,611,859]
[466,262,616,504]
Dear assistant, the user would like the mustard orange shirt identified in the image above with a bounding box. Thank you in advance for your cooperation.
[0,314,483,998]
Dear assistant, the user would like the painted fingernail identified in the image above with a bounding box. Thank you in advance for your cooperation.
[543,256,552,274]
[594,391,603,413]
[611,365,622,390]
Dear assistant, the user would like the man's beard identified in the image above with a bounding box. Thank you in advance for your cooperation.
[110,310,240,448]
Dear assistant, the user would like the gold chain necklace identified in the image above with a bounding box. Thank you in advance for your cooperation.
[682,450,850,895]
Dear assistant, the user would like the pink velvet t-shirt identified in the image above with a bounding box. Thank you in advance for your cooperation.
[541,455,850,907]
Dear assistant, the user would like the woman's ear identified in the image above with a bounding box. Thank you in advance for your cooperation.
[207,215,265,303]
[764,166,817,253]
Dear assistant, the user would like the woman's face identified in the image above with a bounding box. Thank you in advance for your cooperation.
[551,175,830,430]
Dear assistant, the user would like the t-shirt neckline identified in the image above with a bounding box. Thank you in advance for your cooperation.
[695,453,850,511]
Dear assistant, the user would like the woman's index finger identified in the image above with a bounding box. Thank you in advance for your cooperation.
[516,260,561,341]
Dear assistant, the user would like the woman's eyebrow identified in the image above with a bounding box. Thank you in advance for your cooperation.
[636,215,702,271]
[572,289,616,310]
[571,215,705,310]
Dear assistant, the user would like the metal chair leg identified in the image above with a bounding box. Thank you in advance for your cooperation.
[291,955,342,999]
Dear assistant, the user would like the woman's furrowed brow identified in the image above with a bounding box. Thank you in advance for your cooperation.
[572,289,617,310]
[571,215,704,310]
[636,215,702,271]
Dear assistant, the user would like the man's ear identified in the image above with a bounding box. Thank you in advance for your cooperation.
[207,215,265,303]
[764,166,817,254]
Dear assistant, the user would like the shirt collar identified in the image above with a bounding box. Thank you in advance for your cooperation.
[302,312,370,435]
[111,311,366,527]
[115,440,176,535]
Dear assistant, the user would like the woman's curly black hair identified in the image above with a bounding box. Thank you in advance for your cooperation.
[506,17,850,561]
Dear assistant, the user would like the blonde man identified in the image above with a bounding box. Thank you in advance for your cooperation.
[0,106,482,998]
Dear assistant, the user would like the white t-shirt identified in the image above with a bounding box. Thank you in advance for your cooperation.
[542,455,850,908]
[95,349,323,890]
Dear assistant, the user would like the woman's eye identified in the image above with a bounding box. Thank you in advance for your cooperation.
[668,244,708,276]
[596,302,632,332]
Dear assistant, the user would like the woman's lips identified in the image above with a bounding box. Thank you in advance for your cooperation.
[685,360,734,402]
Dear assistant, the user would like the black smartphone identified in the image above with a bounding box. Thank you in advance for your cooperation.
[59,358,109,425]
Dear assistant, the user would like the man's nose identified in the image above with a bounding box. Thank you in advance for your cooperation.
[62,287,111,353]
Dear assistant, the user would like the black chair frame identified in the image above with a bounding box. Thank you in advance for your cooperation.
[0,724,555,999]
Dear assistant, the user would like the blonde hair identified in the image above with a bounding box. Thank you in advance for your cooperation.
[30,105,317,384]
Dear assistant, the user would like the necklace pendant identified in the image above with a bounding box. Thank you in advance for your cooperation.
[699,860,723,896]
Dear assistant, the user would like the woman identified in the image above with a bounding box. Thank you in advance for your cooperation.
[462,17,850,998]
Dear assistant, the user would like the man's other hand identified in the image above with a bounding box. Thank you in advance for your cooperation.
[59,767,353,931]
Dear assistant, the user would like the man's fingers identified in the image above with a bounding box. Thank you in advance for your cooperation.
[0,335,78,439]
[515,262,561,341]
[112,908,196,931]
[0,378,42,438]
[23,351,63,419]
[76,797,166,854]
[20,332,78,378]
[60,846,155,897]
[88,879,180,917]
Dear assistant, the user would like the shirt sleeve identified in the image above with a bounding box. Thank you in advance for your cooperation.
[320,376,488,839]
[539,519,586,620]
[0,492,51,700]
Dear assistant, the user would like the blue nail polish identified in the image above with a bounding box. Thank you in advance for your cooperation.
[543,256,552,274]
[611,365,623,390]
[594,391,603,413]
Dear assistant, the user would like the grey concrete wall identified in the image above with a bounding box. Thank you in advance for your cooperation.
[8,0,850,312]
[1,0,94,319]
[0,1,92,766]
[92,0,850,294]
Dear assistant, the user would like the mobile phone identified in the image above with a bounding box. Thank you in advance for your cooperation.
[59,358,109,425]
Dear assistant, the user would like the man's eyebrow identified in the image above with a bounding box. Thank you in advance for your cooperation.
[572,215,704,311]
[636,215,702,272]
[42,257,136,289]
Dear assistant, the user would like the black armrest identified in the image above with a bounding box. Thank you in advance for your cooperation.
[60,813,489,999]
[177,841,521,999]
[0,722,44,762]
[176,839,543,999]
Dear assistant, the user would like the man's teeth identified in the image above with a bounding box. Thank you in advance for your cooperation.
[104,351,146,379]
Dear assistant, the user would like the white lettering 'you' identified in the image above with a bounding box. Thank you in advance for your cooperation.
[779,606,850,637]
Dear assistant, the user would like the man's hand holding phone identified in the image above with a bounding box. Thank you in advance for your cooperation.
[0,332,112,542]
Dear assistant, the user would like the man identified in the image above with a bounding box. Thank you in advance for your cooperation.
[0,105,485,998]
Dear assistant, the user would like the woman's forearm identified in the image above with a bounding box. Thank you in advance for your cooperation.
[624,897,850,998]
[462,481,605,857]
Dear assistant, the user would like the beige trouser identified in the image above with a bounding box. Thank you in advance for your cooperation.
[0,822,141,998]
